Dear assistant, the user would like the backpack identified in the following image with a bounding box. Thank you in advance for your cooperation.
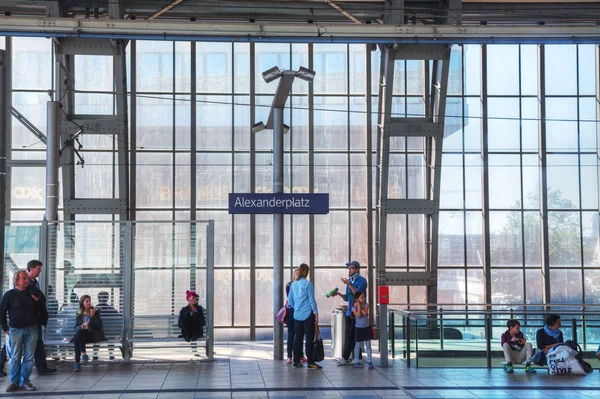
[547,341,593,375]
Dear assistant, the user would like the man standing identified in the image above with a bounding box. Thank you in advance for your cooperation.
[0,270,42,392]
[26,260,56,374]
[333,261,367,366]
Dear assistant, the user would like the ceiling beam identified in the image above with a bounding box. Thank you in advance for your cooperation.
[326,0,363,24]
[146,0,184,20]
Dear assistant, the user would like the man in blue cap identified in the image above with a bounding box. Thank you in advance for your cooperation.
[332,260,367,366]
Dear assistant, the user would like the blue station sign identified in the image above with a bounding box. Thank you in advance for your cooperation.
[228,193,329,214]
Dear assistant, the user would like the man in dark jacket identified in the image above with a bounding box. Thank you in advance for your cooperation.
[0,270,43,392]
[25,260,56,374]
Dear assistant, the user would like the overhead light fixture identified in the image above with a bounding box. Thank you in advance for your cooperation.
[251,121,265,134]
[262,66,282,83]
[283,124,290,134]
[296,66,316,83]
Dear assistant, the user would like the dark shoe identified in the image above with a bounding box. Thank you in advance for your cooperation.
[307,363,322,370]
[6,383,18,392]
[0,370,6,377]
[38,367,57,375]
[292,362,303,368]
[21,382,36,391]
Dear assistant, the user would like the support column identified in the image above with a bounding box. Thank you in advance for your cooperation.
[46,101,60,221]
[273,107,284,360]
[0,50,7,291]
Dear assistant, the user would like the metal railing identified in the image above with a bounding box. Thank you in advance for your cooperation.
[387,304,600,368]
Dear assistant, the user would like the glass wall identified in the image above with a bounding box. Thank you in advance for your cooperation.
[7,38,600,339]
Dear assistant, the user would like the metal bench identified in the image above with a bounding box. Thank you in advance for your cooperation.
[125,314,208,360]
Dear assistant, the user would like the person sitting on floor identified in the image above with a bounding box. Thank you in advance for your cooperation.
[501,319,536,374]
[178,290,206,342]
[533,314,563,366]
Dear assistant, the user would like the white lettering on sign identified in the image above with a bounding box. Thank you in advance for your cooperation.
[233,196,311,210]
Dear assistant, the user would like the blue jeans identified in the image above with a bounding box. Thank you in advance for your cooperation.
[8,326,37,386]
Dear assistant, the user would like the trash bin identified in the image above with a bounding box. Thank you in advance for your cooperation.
[330,307,347,359]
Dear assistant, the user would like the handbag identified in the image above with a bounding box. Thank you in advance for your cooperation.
[276,306,288,324]
[312,323,325,362]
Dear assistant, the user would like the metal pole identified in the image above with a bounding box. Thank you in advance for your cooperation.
[571,318,577,344]
[273,107,284,360]
[390,311,395,359]
[485,313,492,369]
[379,303,388,367]
[440,308,444,351]
[0,50,7,294]
[406,315,411,368]
[206,220,215,360]
[46,101,60,222]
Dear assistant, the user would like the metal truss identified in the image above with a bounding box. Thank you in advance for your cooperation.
[49,5,130,221]
[375,42,451,306]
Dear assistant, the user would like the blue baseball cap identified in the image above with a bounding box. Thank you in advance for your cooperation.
[346,261,361,269]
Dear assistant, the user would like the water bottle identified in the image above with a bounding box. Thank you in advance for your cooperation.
[326,287,339,298]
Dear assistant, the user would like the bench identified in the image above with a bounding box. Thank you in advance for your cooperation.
[44,314,125,360]
[125,314,208,360]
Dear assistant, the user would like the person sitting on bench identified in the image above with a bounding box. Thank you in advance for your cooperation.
[501,319,536,374]
[533,314,563,366]
[178,291,205,342]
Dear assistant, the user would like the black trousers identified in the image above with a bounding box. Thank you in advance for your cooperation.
[342,315,359,361]
[286,308,304,359]
[73,329,95,363]
[1,326,48,370]
[293,313,316,364]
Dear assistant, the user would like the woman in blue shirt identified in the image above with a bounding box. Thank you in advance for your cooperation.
[288,263,321,370]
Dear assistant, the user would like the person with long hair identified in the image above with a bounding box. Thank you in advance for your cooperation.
[72,295,106,371]
[287,263,321,370]
[285,268,306,364]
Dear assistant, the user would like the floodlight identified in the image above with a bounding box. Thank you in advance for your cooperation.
[251,121,265,134]
[296,66,316,82]
[262,66,282,83]
[283,124,290,135]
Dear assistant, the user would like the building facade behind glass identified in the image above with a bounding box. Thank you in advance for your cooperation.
[7,38,600,339]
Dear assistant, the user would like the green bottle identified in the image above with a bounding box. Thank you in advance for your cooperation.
[326,287,339,298]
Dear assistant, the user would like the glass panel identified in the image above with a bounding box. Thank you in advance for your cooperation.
[521,97,539,153]
[548,211,581,267]
[75,152,114,198]
[407,154,425,199]
[196,42,231,93]
[175,95,191,150]
[349,44,366,95]
[350,211,368,267]
[75,55,113,91]
[546,45,577,95]
[438,269,466,304]
[196,153,232,208]
[490,211,523,267]
[464,97,482,152]
[578,45,596,96]
[546,98,578,153]
[197,95,232,150]
[488,98,520,152]
[547,154,579,209]
[234,215,250,267]
[580,97,597,153]
[464,154,482,209]
[138,96,173,150]
[464,45,481,96]
[349,97,366,150]
[582,212,599,267]
[406,60,424,95]
[292,96,309,151]
[234,43,250,93]
[314,96,348,151]
[350,154,367,208]
[137,152,173,208]
[12,38,52,90]
[491,269,524,304]
[438,211,465,267]
[448,46,462,96]
[315,212,348,266]
[525,269,543,304]
[466,211,483,267]
[386,214,407,267]
[487,45,519,95]
[314,154,348,208]
[550,269,582,304]
[523,211,541,266]
[522,154,540,209]
[314,44,347,94]
[175,42,191,93]
[444,97,463,152]
[137,41,173,92]
[581,154,598,209]
[440,154,463,209]
[520,45,538,96]
[388,154,406,199]
[488,154,521,209]
[584,270,600,304]
[408,214,425,266]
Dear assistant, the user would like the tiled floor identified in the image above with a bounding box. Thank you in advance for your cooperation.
[0,342,597,399]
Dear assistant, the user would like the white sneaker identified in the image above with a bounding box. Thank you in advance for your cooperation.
[336,358,353,366]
